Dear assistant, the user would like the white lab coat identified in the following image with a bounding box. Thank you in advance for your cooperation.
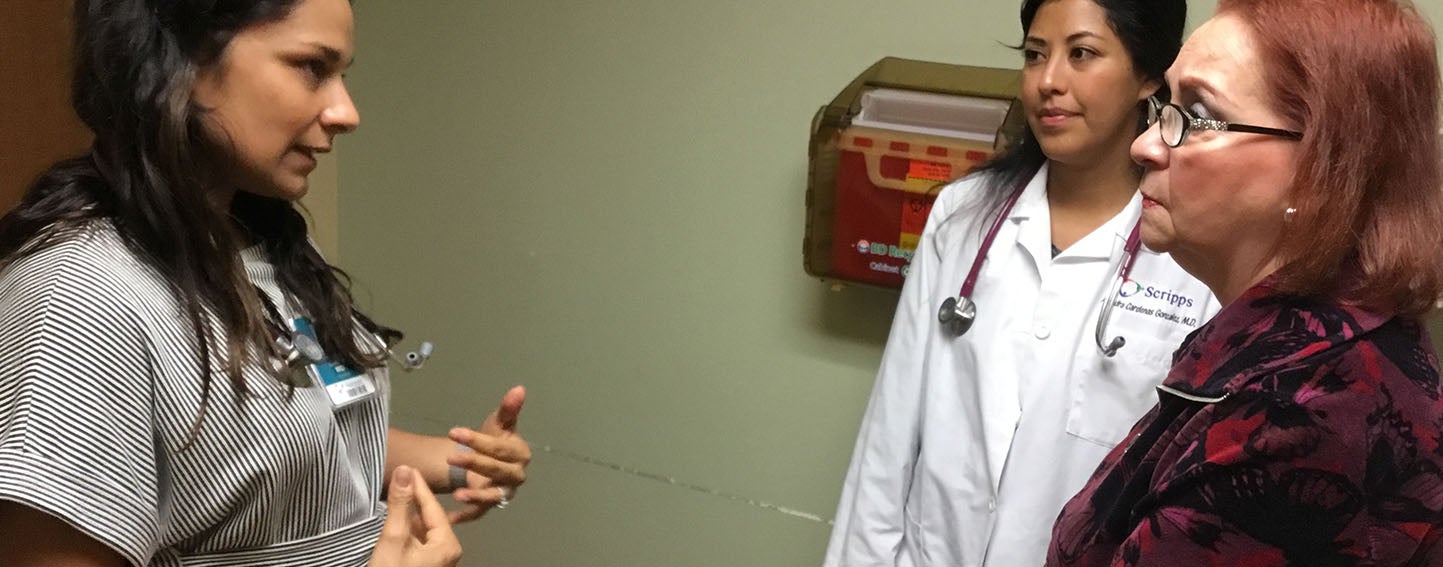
[824,165,1219,567]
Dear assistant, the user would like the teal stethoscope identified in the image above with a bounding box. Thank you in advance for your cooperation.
[936,175,1144,358]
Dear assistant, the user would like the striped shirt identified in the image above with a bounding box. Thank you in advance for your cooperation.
[0,220,391,566]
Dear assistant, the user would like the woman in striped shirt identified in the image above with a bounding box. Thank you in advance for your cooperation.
[0,0,528,565]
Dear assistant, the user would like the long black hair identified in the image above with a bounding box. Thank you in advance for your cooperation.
[0,0,396,436]
[969,0,1187,205]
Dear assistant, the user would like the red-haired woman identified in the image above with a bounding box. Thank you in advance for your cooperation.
[1046,0,1443,564]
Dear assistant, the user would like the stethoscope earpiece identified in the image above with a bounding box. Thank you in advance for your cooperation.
[399,341,435,371]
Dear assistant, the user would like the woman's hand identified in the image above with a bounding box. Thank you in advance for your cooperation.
[369,466,462,567]
[446,385,533,523]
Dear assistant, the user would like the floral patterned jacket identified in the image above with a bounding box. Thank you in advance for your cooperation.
[1047,282,1443,566]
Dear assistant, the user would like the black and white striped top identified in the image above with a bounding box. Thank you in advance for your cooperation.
[0,220,391,566]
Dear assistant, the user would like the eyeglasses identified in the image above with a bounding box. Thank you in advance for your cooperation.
[1146,96,1303,147]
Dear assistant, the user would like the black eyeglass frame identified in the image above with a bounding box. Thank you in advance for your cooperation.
[1146,96,1304,147]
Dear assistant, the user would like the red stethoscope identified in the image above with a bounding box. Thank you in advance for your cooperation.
[936,172,1143,357]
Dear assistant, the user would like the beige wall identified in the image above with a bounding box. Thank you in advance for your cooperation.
[338,3,1020,563]
[1423,4,1443,344]
[333,1,1441,566]
[302,153,340,260]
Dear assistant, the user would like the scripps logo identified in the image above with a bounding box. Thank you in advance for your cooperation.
[1118,279,1145,298]
[1119,278,1196,308]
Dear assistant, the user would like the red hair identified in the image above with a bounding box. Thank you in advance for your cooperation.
[1219,0,1443,317]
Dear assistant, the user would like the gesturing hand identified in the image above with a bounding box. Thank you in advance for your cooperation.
[369,466,463,567]
[446,385,532,523]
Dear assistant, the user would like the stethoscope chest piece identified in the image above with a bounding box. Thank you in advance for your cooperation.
[928,165,1145,354]
[292,333,325,364]
[938,295,977,336]
[277,331,326,370]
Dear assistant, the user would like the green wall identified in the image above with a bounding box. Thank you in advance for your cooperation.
[338,1,1443,565]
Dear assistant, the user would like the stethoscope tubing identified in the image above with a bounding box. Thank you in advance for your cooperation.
[1094,222,1142,357]
[939,167,1143,358]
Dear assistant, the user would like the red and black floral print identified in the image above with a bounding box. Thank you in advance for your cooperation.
[1048,281,1443,566]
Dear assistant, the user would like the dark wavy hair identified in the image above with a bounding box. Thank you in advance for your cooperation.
[968,0,1187,205]
[0,0,397,436]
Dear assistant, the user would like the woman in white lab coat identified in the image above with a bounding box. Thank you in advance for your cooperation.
[824,0,1215,565]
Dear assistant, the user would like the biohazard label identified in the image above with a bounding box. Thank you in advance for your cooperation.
[904,160,951,193]
[899,195,934,251]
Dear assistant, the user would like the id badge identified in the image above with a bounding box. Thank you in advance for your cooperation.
[289,317,377,408]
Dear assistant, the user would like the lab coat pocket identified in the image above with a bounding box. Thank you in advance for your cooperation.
[1065,334,1177,448]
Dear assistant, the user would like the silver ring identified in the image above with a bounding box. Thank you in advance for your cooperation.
[495,486,512,510]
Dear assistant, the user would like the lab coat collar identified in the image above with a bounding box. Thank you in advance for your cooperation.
[1009,164,1142,261]
[1006,163,1049,222]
